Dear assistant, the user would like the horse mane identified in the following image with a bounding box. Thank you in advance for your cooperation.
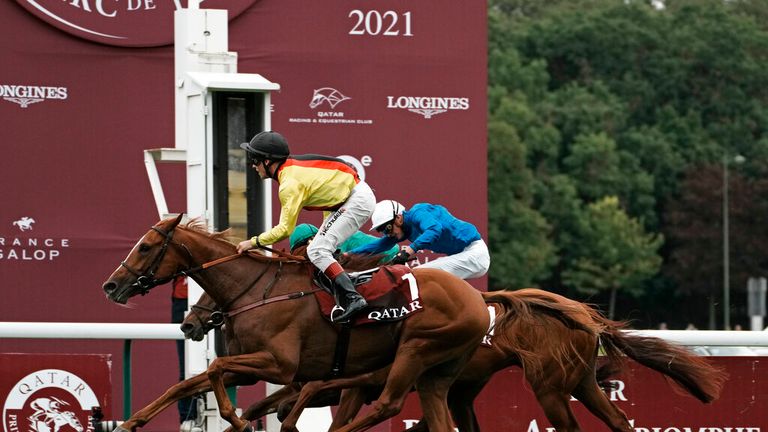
[181,219,236,243]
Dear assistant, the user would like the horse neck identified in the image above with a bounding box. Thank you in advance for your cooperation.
[180,230,311,309]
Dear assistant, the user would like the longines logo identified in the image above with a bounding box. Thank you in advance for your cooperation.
[0,85,68,109]
[14,0,259,47]
[386,95,470,119]
[3,369,99,432]
[288,86,374,126]
[2,217,70,261]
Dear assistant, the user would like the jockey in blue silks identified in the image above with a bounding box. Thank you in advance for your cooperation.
[348,200,490,280]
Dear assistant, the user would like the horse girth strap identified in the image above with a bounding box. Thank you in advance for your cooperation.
[224,288,322,318]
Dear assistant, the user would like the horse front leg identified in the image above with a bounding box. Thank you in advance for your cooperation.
[207,353,294,432]
[221,383,303,432]
[330,388,369,431]
[116,371,251,432]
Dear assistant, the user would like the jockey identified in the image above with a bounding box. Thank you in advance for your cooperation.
[236,131,375,322]
[289,223,399,262]
[347,200,490,280]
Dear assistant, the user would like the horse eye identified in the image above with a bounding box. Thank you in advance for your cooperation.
[139,243,152,253]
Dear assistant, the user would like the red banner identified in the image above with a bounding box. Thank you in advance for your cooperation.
[0,1,487,431]
[0,354,112,432]
[390,357,766,431]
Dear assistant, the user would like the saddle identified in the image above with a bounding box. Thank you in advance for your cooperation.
[313,265,424,325]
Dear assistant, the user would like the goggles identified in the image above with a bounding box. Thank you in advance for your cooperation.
[376,221,395,236]
[247,153,266,166]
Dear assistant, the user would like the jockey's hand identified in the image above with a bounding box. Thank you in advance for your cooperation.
[237,240,254,254]
[391,250,411,265]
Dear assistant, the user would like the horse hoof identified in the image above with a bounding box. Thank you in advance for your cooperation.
[113,427,131,432]
[240,424,254,432]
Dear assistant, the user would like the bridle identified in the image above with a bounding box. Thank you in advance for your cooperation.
[120,223,311,299]
[120,223,320,319]
[120,225,189,295]
[189,303,225,330]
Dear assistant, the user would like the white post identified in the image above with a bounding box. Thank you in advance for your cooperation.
[752,316,765,331]
[175,7,231,432]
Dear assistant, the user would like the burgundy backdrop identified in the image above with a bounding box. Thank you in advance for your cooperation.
[1,1,487,431]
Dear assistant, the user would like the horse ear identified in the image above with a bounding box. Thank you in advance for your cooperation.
[171,213,184,228]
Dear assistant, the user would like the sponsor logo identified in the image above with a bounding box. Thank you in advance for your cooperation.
[0,85,68,109]
[1,217,70,261]
[309,87,350,109]
[14,0,259,47]
[526,419,761,432]
[288,87,374,126]
[2,369,99,432]
[336,155,372,182]
[12,217,36,232]
[367,300,422,321]
[318,208,346,236]
[481,305,496,346]
[386,95,470,119]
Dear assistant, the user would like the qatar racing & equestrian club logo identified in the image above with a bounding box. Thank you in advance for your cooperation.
[3,369,99,432]
[288,86,373,126]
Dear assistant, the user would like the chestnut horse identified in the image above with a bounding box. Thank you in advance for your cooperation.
[102,216,491,432]
[182,288,726,432]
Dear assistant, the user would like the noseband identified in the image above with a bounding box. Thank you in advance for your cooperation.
[190,304,225,330]
[120,225,189,295]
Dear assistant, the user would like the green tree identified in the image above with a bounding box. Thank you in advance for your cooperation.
[488,120,556,289]
[487,0,768,326]
[562,196,663,318]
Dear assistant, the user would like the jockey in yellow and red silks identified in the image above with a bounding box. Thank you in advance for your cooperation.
[236,131,375,322]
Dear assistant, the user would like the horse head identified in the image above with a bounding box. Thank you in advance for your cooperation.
[102,214,190,304]
[180,292,222,341]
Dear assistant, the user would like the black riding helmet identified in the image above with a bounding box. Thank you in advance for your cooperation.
[241,131,290,179]
[240,131,290,161]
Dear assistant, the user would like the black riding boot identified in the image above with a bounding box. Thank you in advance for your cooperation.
[332,272,368,322]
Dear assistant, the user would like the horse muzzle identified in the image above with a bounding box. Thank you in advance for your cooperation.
[180,323,205,341]
[102,280,129,304]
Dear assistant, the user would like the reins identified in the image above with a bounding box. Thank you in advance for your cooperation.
[125,221,318,318]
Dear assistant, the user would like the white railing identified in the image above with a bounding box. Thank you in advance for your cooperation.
[4,323,768,345]
[0,322,184,339]
[628,330,768,346]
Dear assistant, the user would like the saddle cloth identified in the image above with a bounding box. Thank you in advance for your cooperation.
[315,265,424,325]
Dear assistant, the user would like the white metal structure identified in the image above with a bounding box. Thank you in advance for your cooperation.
[142,2,287,431]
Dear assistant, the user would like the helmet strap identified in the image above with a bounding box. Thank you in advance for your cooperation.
[260,158,286,180]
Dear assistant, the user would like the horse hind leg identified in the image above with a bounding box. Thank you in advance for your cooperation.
[414,365,460,432]
[533,389,581,432]
[445,380,488,432]
[279,367,391,432]
[571,372,632,432]
[333,352,431,432]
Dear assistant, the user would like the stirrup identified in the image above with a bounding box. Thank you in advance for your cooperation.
[332,297,367,323]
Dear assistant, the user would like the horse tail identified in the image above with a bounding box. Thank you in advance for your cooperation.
[592,313,727,403]
[481,290,601,382]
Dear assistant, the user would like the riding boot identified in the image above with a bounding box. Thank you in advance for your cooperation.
[332,272,368,322]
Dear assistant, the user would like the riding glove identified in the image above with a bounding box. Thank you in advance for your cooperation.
[391,250,411,265]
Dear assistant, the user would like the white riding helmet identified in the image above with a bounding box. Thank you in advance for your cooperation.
[370,200,405,231]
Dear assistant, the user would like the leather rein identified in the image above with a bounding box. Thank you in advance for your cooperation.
[121,224,320,318]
